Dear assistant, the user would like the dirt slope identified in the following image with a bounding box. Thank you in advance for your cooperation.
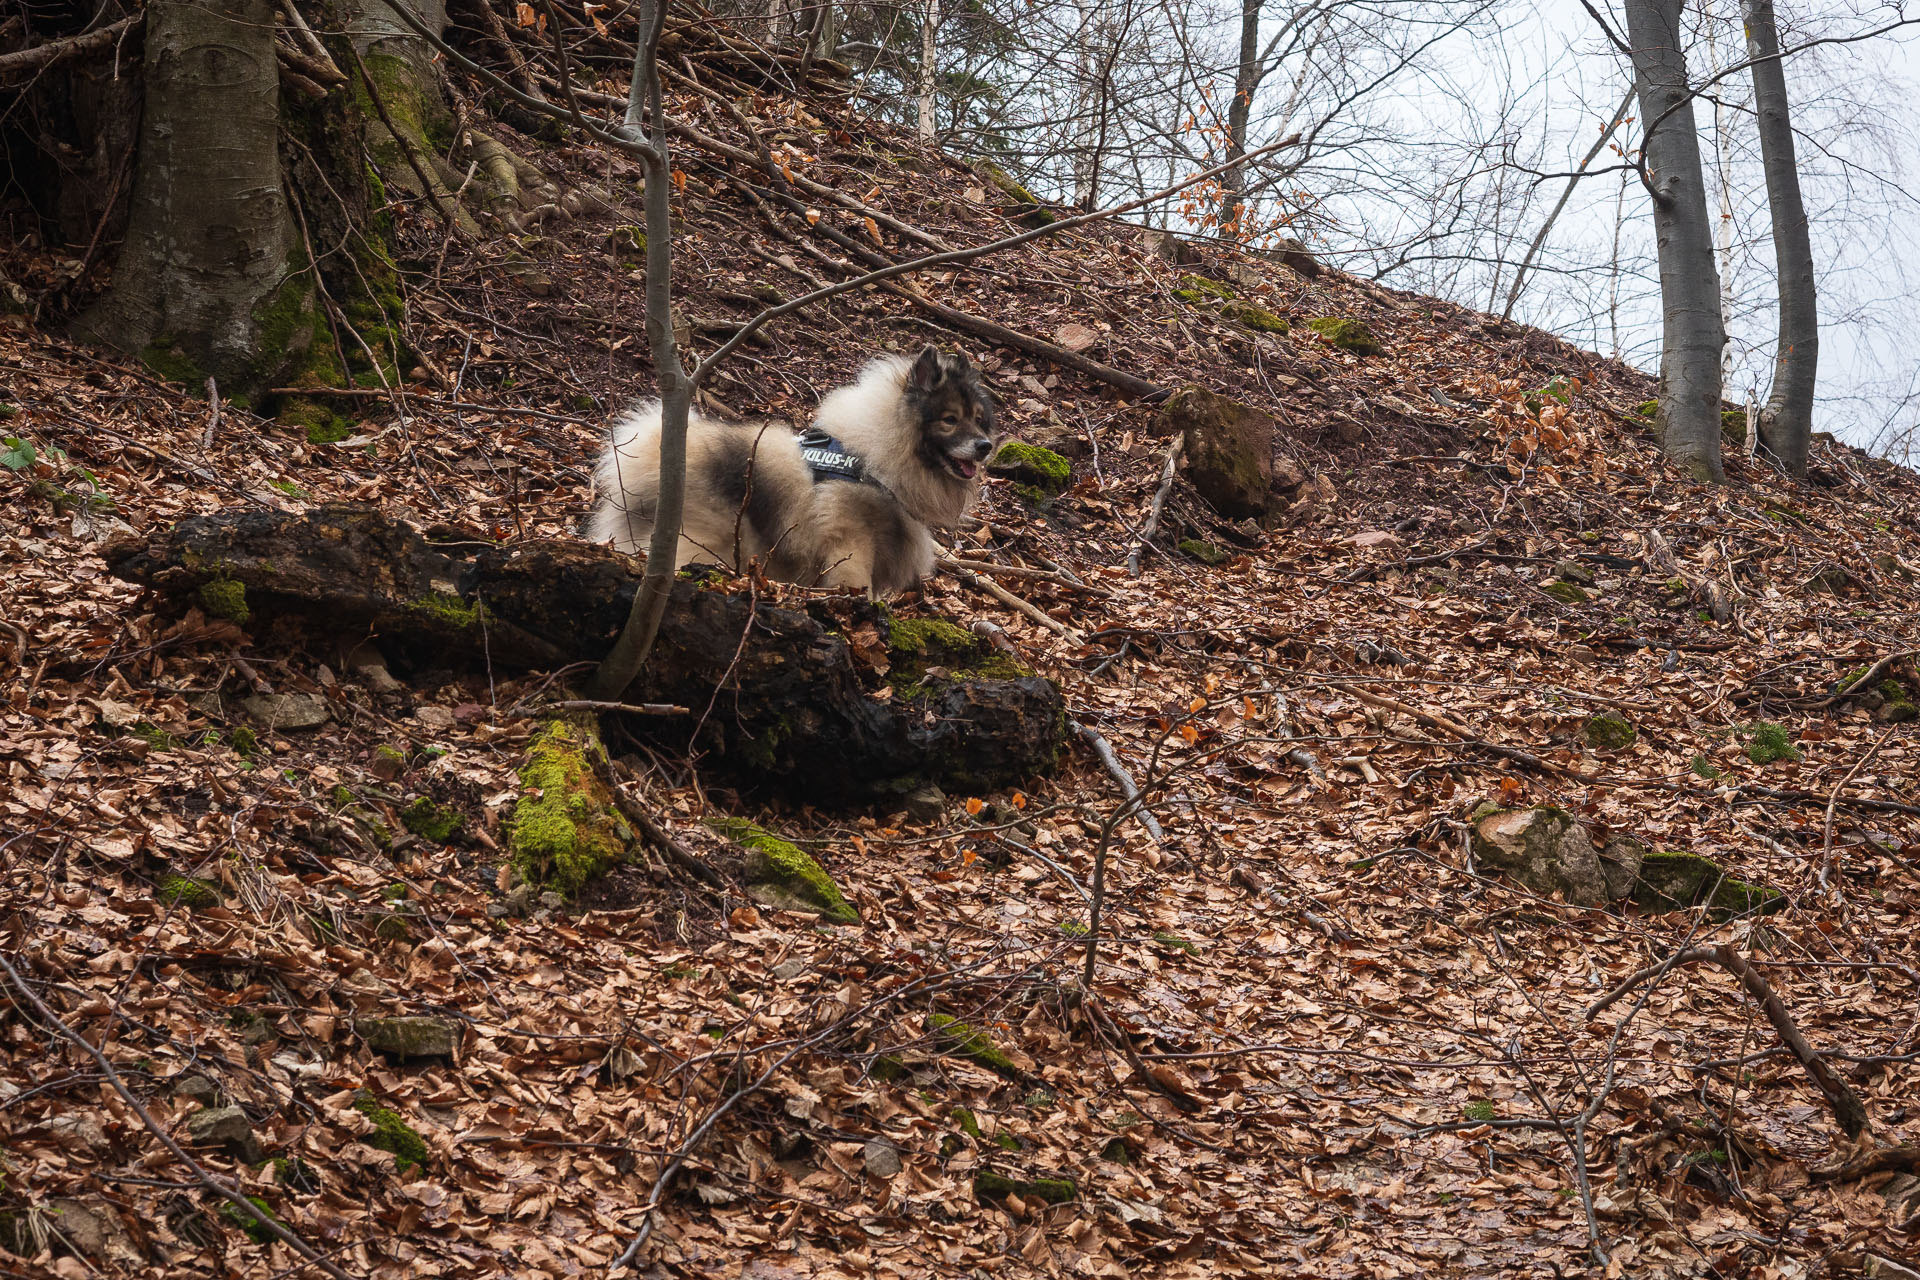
[3,59,1920,1280]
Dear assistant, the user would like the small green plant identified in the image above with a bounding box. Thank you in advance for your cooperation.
[1462,1099,1497,1122]
[1688,755,1723,780]
[0,435,35,471]
[1744,723,1802,765]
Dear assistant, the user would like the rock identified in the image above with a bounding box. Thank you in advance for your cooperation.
[1306,316,1382,355]
[357,1015,463,1060]
[1139,228,1200,265]
[172,1073,222,1108]
[1253,236,1322,278]
[863,1140,903,1179]
[240,693,331,730]
[1632,851,1783,919]
[1470,807,1609,906]
[771,958,808,980]
[1584,713,1636,751]
[1271,454,1308,491]
[185,1104,263,1163]
[1541,580,1590,604]
[352,1093,430,1174]
[43,1113,112,1155]
[1177,538,1228,565]
[1868,1253,1920,1280]
[369,744,407,780]
[1158,386,1275,519]
[902,783,946,822]
[713,818,858,923]
[928,1013,1020,1078]
[987,441,1071,500]
[1552,559,1595,585]
[42,1200,137,1262]
[1053,323,1099,353]
[1597,835,1646,901]
[974,1171,1077,1204]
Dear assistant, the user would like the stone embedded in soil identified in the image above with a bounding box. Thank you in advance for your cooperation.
[1470,806,1609,906]
[358,1015,463,1060]
[186,1104,263,1162]
[863,1140,903,1178]
[1159,385,1277,519]
[241,692,331,730]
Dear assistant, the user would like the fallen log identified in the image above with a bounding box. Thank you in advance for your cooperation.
[103,504,1065,800]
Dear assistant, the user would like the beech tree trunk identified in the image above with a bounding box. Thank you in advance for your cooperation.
[1221,0,1262,238]
[916,0,938,138]
[1742,0,1817,477]
[71,0,306,393]
[1623,0,1726,483]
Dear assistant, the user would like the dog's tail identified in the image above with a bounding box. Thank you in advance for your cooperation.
[587,401,662,552]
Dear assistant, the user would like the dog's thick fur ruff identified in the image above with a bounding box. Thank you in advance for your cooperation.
[587,346,995,595]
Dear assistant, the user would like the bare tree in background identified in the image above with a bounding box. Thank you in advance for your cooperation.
[918,0,939,137]
[1741,0,1815,476]
[1621,0,1726,482]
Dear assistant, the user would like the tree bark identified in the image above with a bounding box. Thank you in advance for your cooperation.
[595,0,692,699]
[71,0,306,393]
[916,0,938,139]
[1221,0,1262,238]
[1622,0,1726,483]
[1742,0,1817,477]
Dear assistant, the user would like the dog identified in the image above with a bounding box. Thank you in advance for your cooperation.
[587,345,996,595]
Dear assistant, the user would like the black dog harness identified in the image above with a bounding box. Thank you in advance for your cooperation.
[798,430,886,491]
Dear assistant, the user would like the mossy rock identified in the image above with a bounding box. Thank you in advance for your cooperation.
[886,615,1030,694]
[278,397,354,446]
[708,817,858,923]
[1541,581,1590,604]
[1158,386,1277,519]
[1743,722,1802,765]
[1221,301,1289,333]
[1173,275,1235,303]
[987,442,1071,498]
[1585,713,1636,751]
[352,1093,430,1175]
[358,1014,461,1060]
[506,718,638,895]
[1632,851,1783,919]
[156,873,221,910]
[928,1013,1019,1077]
[400,796,463,842]
[973,1171,1076,1205]
[1875,680,1918,723]
[1178,538,1229,566]
[1722,409,1748,448]
[1306,316,1382,355]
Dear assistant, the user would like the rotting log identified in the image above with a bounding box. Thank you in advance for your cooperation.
[102,504,1065,799]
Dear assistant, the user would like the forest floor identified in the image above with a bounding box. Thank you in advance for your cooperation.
[5,52,1920,1280]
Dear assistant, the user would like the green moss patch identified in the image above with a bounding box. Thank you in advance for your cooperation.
[218,1195,281,1244]
[1177,538,1228,565]
[1541,581,1590,604]
[198,578,251,623]
[401,797,463,842]
[1632,850,1783,919]
[1634,400,1658,420]
[409,591,483,628]
[928,1013,1018,1077]
[1722,409,1748,447]
[156,874,221,909]
[1307,316,1383,355]
[1744,722,1802,765]
[1221,301,1289,333]
[353,1094,429,1175]
[1173,275,1235,303]
[709,817,857,923]
[887,615,1030,694]
[987,442,1071,497]
[973,1171,1076,1204]
[507,720,636,895]
[1585,713,1636,751]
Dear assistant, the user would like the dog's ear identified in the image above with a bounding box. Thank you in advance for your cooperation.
[910,344,944,392]
[946,349,974,377]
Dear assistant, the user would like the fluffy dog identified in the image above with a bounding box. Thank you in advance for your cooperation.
[587,345,996,595]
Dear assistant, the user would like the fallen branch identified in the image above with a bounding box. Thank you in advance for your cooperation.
[1128,436,1183,576]
[940,556,1108,596]
[1812,650,1918,711]
[1325,681,1600,782]
[1230,863,1351,942]
[1821,725,1898,888]
[1071,719,1165,844]
[511,698,690,718]
[0,14,142,79]
[596,759,726,888]
[1585,945,1869,1138]
[942,561,1084,642]
[0,955,359,1280]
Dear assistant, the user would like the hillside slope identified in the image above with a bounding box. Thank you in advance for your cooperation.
[4,55,1920,1280]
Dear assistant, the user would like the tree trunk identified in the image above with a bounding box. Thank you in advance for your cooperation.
[1622,0,1726,483]
[916,0,938,139]
[1221,0,1262,239]
[71,0,307,394]
[1742,0,1817,477]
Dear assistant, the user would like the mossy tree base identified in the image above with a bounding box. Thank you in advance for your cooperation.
[105,504,1067,800]
[507,717,638,895]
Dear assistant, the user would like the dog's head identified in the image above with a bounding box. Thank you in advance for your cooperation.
[905,345,996,481]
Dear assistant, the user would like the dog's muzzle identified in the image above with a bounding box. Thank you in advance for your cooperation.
[947,437,993,479]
